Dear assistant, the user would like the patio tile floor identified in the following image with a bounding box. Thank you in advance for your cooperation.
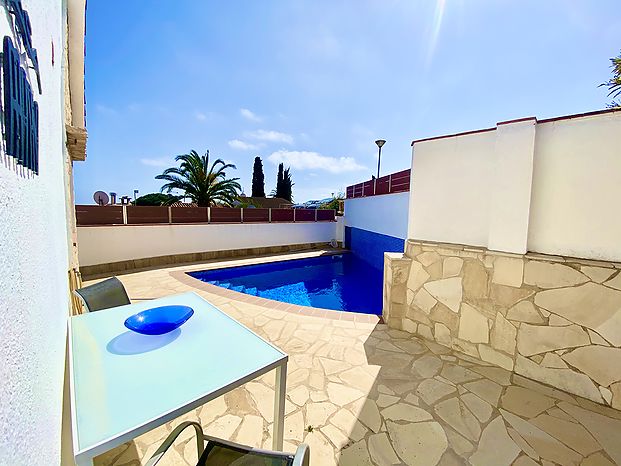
[89,252,621,466]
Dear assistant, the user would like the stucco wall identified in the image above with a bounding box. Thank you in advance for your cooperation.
[77,222,339,267]
[335,216,345,243]
[343,192,409,270]
[408,110,621,261]
[344,192,409,240]
[528,113,621,260]
[0,1,71,465]
[409,130,495,249]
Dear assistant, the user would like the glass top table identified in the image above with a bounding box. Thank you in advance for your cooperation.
[69,292,288,466]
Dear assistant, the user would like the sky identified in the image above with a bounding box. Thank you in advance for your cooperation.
[74,0,621,204]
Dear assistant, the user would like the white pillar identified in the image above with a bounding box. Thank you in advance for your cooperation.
[487,118,537,254]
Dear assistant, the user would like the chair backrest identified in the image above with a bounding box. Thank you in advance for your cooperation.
[74,277,131,312]
[145,421,310,466]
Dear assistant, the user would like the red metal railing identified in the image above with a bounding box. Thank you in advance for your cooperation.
[75,206,336,226]
[346,169,411,199]
[126,206,169,224]
[270,208,295,222]
[170,207,209,223]
[75,205,124,225]
[241,208,270,223]
[210,207,242,223]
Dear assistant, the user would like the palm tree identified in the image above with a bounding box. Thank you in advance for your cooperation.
[155,150,241,207]
[601,51,621,107]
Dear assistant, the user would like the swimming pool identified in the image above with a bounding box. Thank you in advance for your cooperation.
[187,254,383,314]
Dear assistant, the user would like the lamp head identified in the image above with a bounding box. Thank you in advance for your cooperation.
[375,139,386,148]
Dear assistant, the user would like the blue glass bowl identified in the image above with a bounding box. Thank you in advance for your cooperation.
[124,305,194,335]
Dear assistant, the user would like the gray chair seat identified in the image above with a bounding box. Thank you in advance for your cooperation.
[146,421,309,466]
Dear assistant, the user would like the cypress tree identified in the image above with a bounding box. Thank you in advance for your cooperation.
[251,156,265,197]
[282,167,294,202]
[274,163,284,198]
[272,163,293,201]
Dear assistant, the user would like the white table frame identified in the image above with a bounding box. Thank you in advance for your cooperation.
[69,296,288,466]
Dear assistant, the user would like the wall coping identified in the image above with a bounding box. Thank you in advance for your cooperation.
[405,239,621,269]
[384,251,409,262]
[80,242,341,278]
[410,107,621,146]
[344,191,410,202]
[77,221,336,228]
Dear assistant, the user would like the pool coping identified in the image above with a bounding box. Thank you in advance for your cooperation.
[168,252,383,324]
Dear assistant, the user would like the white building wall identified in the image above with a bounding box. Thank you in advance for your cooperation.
[487,119,536,254]
[407,109,621,261]
[408,130,496,248]
[0,1,71,465]
[78,222,339,267]
[345,192,409,239]
[528,112,621,260]
[335,216,345,243]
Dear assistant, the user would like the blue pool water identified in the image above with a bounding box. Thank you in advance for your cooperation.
[188,254,383,314]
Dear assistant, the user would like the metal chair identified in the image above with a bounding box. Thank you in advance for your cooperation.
[146,421,310,466]
[73,276,131,312]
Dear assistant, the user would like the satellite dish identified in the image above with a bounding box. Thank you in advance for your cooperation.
[93,191,110,206]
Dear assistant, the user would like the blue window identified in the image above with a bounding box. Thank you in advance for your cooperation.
[3,36,39,173]
[7,0,41,93]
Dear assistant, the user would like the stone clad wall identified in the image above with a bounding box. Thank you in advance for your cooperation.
[383,240,621,410]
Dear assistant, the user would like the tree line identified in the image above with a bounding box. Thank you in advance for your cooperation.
[134,151,294,207]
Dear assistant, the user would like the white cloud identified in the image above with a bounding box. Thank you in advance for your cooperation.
[267,150,366,174]
[240,108,262,122]
[227,139,263,151]
[194,110,222,122]
[140,157,172,168]
[245,129,294,145]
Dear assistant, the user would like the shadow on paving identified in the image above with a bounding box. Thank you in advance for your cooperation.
[87,266,621,466]
[336,323,621,465]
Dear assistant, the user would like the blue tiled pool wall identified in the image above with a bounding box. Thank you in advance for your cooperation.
[344,226,405,271]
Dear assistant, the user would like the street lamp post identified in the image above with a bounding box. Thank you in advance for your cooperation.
[375,139,386,179]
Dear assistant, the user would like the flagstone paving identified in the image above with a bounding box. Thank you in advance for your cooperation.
[88,253,621,466]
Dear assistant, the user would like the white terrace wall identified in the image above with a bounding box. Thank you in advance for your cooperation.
[528,114,621,260]
[409,110,621,261]
[344,192,409,240]
[386,109,621,410]
[408,129,496,249]
[78,222,339,268]
[0,1,73,464]
[344,192,409,270]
